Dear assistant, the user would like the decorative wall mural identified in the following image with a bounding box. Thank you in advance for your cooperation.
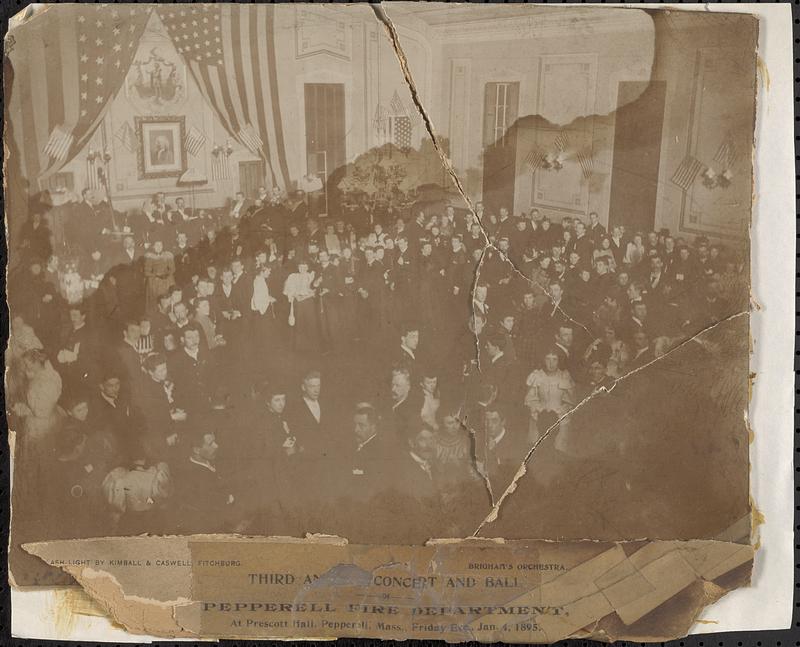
[679,47,755,239]
[126,46,187,112]
[530,54,598,216]
[295,7,351,60]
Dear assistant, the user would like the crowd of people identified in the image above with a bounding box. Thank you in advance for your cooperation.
[7,184,748,543]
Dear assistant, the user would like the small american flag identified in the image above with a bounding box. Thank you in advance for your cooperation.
[552,130,569,152]
[577,150,594,179]
[671,155,705,191]
[392,116,412,150]
[525,148,546,173]
[185,125,207,157]
[713,135,739,169]
[115,121,136,154]
[390,90,406,116]
[212,151,231,181]
[44,126,75,162]
[237,123,263,156]
[86,158,102,190]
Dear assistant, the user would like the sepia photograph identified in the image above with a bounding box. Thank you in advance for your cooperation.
[3,2,794,642]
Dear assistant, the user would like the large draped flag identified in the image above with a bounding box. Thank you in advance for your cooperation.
[6,5,150,186]
[157,4,290,190]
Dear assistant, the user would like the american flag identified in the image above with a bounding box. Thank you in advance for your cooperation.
[212,151,231,181]
[392,116,412,150]
[157,5,289,190]
[7,5,149,184]
[671,155,705,191]
[713,134,739,169]
[237,123,263,156]
[185,125,207,157]
[86,157,102,190]
[525,148,546,173]
[577,150,594,179]
[390,90,407,116]
[553,130,569,152]
[115,121,137,154]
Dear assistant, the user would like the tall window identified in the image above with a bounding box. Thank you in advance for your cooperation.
[483,82,519,148]
[304,83,346,217]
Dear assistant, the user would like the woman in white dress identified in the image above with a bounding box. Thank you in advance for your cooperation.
[12,349,63,459]
[283,261,320,352]
[624,232,646,268]
[524,348,575,445]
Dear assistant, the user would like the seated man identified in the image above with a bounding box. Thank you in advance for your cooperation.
[168,325,211,417]
[90,369,139,463]
[56,304,99,392]
[134,352,186,462]
[385,367,422,442]
[168,429,236,534]
[390,427,440,500]
[342,403,396,502]
[475,405,526,494]
[169,197,196,224]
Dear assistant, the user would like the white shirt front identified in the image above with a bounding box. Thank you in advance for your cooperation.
[304,397,321,423]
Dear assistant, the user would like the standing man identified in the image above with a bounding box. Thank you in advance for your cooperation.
[288,371,329,462]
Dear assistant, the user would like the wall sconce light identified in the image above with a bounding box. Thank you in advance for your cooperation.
[212,140,234,158]
[701,166,733,189]
[541,152,565,172]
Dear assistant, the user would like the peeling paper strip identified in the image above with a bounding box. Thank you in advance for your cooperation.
[23,537,753,643]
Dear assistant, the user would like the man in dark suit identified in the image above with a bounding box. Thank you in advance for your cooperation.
[339,403,397,504]
[357,247,386,338]
[168,325,211,417]
[168,197,195,226]
[113,320,145,397]
[288,370,330,461]
[630,330,654,369]
[173,231,196,288]
[390,234,418,317]
[135,352,185,462]
[107,240,146,322]
[66,189,101,254]
[170,429,236,534]
[229,191,251,223]
[55,304,100,392]
[89,369,139,462]
[386,367,422,442]
[393,324,421,375]
[608,225,626,268]
[573,220,595,262]
[477,405,525,493]
[588,211,607,244]
[481,331,516,405]
[622,300,650,345]
[389,427,440,502]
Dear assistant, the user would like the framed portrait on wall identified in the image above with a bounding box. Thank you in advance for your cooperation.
[135,116,186,179]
